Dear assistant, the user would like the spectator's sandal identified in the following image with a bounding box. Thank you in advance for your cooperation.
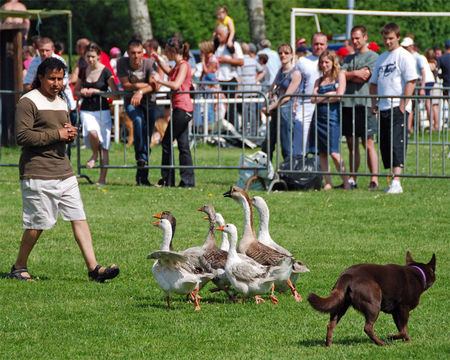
[7,265,34,281]
[88,264,119,283]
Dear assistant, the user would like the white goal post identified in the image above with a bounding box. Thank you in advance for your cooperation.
[290,8,450,55]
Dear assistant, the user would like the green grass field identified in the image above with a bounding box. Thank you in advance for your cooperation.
[0,144,449,359]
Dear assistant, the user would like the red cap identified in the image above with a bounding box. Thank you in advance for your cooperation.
[336,47,349,57]
[295,37,306,47]
[368,42,379,53]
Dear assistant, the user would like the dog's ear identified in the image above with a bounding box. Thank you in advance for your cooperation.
[406,251,414,265]
[428,253,436,270]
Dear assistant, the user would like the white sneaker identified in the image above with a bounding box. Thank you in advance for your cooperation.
[384,182,403,194]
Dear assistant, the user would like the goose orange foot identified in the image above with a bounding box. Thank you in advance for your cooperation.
[193,296,201,311]
[286,279,303,302]
[254,295,265,304]
[292,289,303,302]
[269,294,279,306]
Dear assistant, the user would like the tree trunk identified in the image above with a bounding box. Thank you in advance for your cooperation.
[247,0,266,46]
[127,0,153,41]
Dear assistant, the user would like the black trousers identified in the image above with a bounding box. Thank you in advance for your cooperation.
[160,108,195,187]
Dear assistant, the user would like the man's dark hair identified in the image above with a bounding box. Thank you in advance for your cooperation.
[127,38,143,50]
[351,25,367,36]
[381,22,401,37]
[32,57,66,90]
[54,41,65,54]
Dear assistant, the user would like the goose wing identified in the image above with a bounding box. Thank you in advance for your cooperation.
[230,259,269,282]
[147,250,188,263]
[202,247,228,269]
[246,242,291,266]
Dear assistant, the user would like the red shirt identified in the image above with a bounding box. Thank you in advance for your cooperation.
[169,60,193,112]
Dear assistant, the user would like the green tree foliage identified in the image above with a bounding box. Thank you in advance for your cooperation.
[22,0,450,55]
[24,0,132,52]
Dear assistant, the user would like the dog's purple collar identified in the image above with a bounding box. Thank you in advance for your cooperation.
[411,265,427,289]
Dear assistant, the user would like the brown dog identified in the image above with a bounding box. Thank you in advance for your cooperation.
[308,252,436,346]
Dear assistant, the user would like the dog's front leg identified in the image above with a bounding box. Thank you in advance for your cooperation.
[388,307,411,342]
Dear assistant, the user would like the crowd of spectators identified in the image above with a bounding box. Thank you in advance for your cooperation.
[14,3,450,192]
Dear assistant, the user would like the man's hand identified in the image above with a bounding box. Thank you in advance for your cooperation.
[59,123,78,142]
[358,68,371,81]
[131,90,143,106]
[370,103,378,115]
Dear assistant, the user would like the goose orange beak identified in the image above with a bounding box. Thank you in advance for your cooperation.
[197,207,203,211]
[216,226,225,231]
[153,220,160,226]
[153,212,162,219]
[204,216,208,220]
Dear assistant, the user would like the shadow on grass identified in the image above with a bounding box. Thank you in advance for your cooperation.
[133,294,236,310]
[298,336,374,347]
[0,271,50,281]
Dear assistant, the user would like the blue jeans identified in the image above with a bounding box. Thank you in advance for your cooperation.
[124,102,157,164]
[262,105,293,161]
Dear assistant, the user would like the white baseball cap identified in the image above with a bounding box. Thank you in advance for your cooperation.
[400,37,414,47]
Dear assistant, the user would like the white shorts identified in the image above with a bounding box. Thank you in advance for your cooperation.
[21,176,86,230]
[80,109,112,150]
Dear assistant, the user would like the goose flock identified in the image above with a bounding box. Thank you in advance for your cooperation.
[147,186,309,310]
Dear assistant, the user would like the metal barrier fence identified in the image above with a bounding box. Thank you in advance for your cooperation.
[268,92,449,191]
[71,87,270,186]
[1,87,449,190]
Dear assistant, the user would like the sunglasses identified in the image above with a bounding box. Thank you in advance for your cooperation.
[167,38,174,47]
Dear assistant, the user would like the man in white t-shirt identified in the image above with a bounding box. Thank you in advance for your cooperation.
[292,32,328,156]
[24,37,76,112]
[400,36,436,133]
[369,23,417,194]
[215,24,244,127]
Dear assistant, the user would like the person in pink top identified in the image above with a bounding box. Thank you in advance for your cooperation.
[152,36,195,187]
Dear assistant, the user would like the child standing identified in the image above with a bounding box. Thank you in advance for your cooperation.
[213,5,236,53]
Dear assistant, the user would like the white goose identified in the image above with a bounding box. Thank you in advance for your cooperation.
[252,196,309,292]
[215,213,230,251]
[223,186,303,302]
[147,219,214,310]
[217,223,291,305]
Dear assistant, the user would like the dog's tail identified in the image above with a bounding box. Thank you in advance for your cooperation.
[307,274,351,313]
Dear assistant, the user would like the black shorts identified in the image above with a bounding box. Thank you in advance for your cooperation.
[342,106,377,138]
[379,107,408,169]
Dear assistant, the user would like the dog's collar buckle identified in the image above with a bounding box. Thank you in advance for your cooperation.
[411,265,427,289]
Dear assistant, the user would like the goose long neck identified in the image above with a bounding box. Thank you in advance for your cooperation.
[227,229,239,260]
[256,204,269,236]
[204,215,216,248]
[160,226,172,251]
[240,196,256,242]
[220,231,230,251]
